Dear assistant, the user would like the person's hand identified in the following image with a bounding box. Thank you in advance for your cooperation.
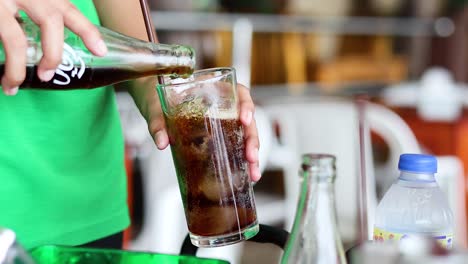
[237,84,261,182]
[150,84,261,182]
[0,0,107,95]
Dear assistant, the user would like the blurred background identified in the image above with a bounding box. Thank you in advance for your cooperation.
[117,0,468,263]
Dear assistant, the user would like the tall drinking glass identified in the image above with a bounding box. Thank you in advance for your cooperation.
[157,67,259,247]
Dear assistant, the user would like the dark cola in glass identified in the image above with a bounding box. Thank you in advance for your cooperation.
[158,68,259,247]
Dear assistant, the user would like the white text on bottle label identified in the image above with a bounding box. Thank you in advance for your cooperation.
[53,44,86,86]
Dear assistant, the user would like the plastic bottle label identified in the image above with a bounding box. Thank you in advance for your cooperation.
[373,227,453,249]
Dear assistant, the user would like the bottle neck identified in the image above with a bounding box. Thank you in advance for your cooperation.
[301,155,338,225]
[397,171,438,187]
[398,171,436,182]
[307,174,346,262]
[289,173,337,227]
[282,155,346,263]
[308,175,337,222]
[145,42,195,76]
[99,30,195,77]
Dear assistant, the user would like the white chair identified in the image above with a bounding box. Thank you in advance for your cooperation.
[262,96,421,243]
[435,156,467,248]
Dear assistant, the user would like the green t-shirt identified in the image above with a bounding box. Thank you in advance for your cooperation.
[0,0,129,249]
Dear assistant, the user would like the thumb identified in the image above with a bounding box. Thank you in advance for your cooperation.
[154,130,169,150]
[149,116,169,150]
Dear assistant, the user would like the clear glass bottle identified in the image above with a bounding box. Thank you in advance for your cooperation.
[281,154,347,264]
[0,17,195,89]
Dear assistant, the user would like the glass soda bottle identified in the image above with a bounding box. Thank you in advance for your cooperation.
[373,153,454,249]
[0,17,195,89]
[281,154,347,264]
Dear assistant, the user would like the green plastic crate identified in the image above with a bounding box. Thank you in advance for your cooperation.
[30,245,230,264]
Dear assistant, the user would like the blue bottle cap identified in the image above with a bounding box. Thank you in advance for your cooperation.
[398,153,437,173]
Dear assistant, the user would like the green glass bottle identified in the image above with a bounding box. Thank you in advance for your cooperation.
[281,154,347,264]
[30,245,229,264]
[0,17,195,90]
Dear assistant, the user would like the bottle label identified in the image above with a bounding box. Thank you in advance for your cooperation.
[53,43,86,86]
[373,227,453,249]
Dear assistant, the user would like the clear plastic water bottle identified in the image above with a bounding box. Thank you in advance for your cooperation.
[373,153,454,249]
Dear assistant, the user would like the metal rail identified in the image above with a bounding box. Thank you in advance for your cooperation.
[151,11,454,37]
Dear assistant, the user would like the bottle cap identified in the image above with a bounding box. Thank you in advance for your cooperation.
[398,153,437,173]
